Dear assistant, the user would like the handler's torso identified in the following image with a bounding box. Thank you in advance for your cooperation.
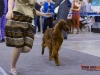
[13,0,36,18]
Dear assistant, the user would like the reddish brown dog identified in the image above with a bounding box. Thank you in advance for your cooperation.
[41,20,70,66]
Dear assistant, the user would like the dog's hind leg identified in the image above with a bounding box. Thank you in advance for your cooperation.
[41,46,45,55]
[41,39,46,55]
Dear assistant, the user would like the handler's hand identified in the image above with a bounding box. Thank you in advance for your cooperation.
[43,13,52,18]
[6,11,13,20]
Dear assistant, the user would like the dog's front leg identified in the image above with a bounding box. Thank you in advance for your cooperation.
[51,47,60,66]
[49,50,52,61]
[54,50,60,66]
[54,51,60,66]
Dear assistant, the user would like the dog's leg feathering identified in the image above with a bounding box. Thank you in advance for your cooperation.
[51,47,60,66]
[49,49,53,61]
[54,55,60,66]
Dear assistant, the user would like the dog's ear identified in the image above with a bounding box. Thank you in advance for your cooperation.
[58,20,66,26]
[58,20,63,29]
[58,20,67,30]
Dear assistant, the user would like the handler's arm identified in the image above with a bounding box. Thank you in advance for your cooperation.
[8,0,14,11]
[6,0,14,19]
[36,10,52,18]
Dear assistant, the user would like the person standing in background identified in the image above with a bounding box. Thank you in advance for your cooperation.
[0,0,8,42]
[54,0,71,39]
[39,2,44,32]
[43,0,54,34]
[71,0,81,34]
[79,0,86,18]
[34,2,41,33]
[0,0,4,17]
[86,0,92,13]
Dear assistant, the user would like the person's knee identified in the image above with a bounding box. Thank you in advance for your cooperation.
[22,46,31,53]
[25,49,31,53]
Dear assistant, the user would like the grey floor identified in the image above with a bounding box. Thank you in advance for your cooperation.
[0,32,100,75]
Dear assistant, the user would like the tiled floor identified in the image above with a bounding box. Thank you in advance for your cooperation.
[63,40,100,57]
[35,32,100,57]
[0,32,100,75]
[0,71,3,75]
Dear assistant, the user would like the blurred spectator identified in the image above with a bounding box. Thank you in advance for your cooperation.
[40,2,44,32]
[43,0,54,34]
[0,0,4,17]
[79,0,86,17]
[40,2,43,6]
[34,2,41,33]
[71,0,81,34]
[54,0,71,39]
[85,0,92,13]
[0,0,8,42]
[68,0,72,9]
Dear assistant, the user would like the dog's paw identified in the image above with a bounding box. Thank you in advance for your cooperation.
[55,62,60,66]
[41,52,44,55]
[56,64,60,66]
[49,58,53,61]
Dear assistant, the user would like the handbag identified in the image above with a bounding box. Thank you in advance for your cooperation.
[54,0,65,14]
[54,6,59,14]
[67,12,72,19]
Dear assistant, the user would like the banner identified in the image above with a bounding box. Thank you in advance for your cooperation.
[91,0,100,6]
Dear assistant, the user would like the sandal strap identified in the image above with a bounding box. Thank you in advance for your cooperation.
[9,70,18,75]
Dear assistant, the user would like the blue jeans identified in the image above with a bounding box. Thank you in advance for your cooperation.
[34,16,41,34]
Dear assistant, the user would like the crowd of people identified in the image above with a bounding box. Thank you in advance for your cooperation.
[0,0,99,42]
[33,0,95,34]
[33,0,54,34]
[0,0,100,75]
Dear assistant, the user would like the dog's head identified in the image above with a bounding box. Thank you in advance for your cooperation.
[58,19,70,34]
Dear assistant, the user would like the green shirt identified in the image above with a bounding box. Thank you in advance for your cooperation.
[13,0,36,18]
